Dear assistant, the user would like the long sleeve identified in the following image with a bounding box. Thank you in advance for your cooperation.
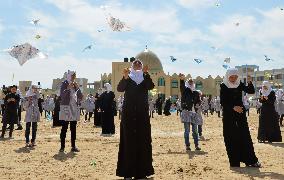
[180,80,185,95]
[143,73,155,90]
[60,81,70,101]
[260,91,276,105]
[117,77,129,92]
[220,84,234,112]
[242,82,255,94]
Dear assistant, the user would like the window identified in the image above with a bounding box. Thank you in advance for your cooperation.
[275,74,283,80]
[257,76,264,81]
[196,81,203,90]
[171,80,178,88]
[158,77,165,86]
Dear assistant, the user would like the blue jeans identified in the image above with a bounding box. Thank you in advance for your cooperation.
[183,122,199,147]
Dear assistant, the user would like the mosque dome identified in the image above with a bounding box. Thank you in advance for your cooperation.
[135,47,163,73]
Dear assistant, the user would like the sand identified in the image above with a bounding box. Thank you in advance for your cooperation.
[0,109,283,180]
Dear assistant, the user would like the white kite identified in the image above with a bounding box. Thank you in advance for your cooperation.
[7,43,47,66]
[107,15,131,32]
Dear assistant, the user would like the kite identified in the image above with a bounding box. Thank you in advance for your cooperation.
[35,35,41,39]
[82,44,94,52]
[215,2,221,7]
[107,15,131,32]
[280,7,283,11]
[224,57,231,63]
[194,58,203,64]
[170,56,177,62]
[222,64,230,69]
[30,19,40,25]
[235,22,240,26]
[7,43,48,66]
[97,29,104,32]
[211,46,218,51]
[264,55,273,61]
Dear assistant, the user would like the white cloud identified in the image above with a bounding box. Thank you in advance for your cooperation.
[177,0,214,9]
[0,19,3,34]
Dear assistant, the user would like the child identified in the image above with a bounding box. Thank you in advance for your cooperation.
[1,85,20,139]
[24,85,40,147]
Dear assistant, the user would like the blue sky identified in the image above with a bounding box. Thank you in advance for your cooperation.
[0,0,284,88]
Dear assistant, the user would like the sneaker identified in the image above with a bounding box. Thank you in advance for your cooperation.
[71,147,80,152]
[186,146,191,151]
[195,147,201,151]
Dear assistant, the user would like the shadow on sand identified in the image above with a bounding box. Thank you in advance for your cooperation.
[53,151,77,162]
[230,167,284,179]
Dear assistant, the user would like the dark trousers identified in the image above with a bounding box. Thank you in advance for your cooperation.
[60,121,77,149]
[1,122,14,137]
[149,110,154,118]
[257,108,260,114]
[18,106,22,124]
[25,122,38,143]
[217,111,221,117]
[80,109,85,115]
[198,125,202,136]
[85,112,93,121]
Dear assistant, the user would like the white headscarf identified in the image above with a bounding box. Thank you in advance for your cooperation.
[25,85,36,97]
[185,79,195,91]
[223,68,240,88]
[129,60,144,85]
[66,70,76,83]
[261,81,272,96]
[104,83,112,93]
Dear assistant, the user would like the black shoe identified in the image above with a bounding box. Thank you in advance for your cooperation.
[195,147,201,151]
[59,148,64,152]
[71,147,80,152]
[16,126,23,130]
[134,177,147,180]
[186,146,191,151]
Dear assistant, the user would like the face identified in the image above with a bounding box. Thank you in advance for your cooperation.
[71,73,76,82]
[188,80,194,85]
[132,61,142,71]
[263,86,268,90]
[229,75,238,83]
[10,87,17,93]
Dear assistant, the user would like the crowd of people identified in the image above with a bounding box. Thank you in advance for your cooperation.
[0,61,283,179]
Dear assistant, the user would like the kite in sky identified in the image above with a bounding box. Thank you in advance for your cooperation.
[107,15,131,32]
[82,44,94,52]
[35,35,41,39]
[170,56,177,62]
[224,57,231,63]
[222,64,230,69]
[30,19,40,25]
[264,55,273,61]
[235,22,240,26]
[7,43,47,66]
[194,58,203,64]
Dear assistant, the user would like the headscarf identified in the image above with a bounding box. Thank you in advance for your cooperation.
[66,70,76,83]
[223,68,240,88]
[104,83,112,93]
[25,85,36,97]
[261,81,272,96]
[129,60,144,85]
[185,79,195,91]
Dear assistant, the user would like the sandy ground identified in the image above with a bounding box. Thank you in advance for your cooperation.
[0,109,283,180]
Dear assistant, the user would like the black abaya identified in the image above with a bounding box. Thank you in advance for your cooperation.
[220,82,258,167]
[99,91,115,134]
[258,91,282,142]
[116,73,155,178]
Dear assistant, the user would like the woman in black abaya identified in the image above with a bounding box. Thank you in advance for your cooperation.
[116,60,155,179]
[220,68,261,168]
